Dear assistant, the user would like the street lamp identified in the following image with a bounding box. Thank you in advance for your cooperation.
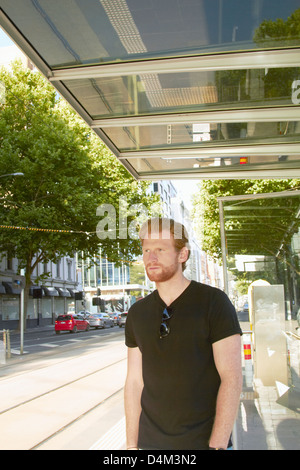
[0,172,24,178]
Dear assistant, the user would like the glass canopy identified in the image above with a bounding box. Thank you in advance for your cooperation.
[1,0,300,179]
[220,191,300,256]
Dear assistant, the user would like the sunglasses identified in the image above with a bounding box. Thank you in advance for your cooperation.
[159,307,173,339]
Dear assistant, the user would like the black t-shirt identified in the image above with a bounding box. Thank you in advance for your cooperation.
[125,280,242,450]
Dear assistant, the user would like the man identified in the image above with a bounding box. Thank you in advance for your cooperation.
[124,218,242,450]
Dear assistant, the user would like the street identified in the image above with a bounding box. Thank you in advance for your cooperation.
[8,322,124,356]
[0,326,127,450]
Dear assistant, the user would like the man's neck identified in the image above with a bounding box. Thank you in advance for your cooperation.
[156,274,191,306]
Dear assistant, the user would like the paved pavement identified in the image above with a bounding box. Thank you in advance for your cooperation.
[1,318,299,450]
[236,317,300,450]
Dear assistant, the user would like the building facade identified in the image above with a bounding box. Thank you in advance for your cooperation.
[0,254,78,330]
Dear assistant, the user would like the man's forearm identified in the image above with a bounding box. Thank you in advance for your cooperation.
[209,374,242,449]
[124,378,143,449]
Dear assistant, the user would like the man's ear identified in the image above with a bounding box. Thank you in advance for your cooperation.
[178,247,189,263]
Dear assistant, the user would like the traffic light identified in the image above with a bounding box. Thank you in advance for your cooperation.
[12,278,25,289]
[75,291,84,300]
[33,287,43,299]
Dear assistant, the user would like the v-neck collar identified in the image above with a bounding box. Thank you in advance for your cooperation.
[154,280,194,309]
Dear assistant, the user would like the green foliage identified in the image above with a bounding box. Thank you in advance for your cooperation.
[253,8,300,48]
[192,179,299,261]
[0,61,157,323]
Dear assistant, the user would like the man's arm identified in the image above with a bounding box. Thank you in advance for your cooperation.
[209,334,242,449]
[124,346,143,450]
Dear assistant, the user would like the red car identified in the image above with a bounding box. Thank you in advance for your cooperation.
[55,314,90,334]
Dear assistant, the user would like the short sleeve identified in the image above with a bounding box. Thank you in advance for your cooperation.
[125,307,138,348]
[208,289,242,344]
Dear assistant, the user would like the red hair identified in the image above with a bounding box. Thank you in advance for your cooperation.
[139,217,190,271]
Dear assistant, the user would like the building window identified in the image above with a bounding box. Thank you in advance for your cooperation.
[6,255,13,271]
[56,260,61,278]
[107,262,113,286]
[67,259,72,281]
[43,262,48,274]
[90,263,95,286]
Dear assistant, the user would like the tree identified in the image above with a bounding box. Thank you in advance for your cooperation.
[0,61,157,329]
[253,8,300,48]
[192,179,299,260]
[253,8,300,102]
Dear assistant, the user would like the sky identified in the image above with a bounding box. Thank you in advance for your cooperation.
[0,27,13,47]
[173,180,199,211]
[0,28,200,210]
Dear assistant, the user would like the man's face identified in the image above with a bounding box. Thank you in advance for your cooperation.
[142,229,184,282]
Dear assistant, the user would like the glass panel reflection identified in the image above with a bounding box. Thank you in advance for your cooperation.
[104,121,300,151]
[124,154,300,174]
[1,0,299,68]
[63,67,300,118]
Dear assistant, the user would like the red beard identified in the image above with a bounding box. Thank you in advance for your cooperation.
[145,261,180,282]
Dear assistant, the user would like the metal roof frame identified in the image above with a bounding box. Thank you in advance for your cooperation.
[91,107,300,128]
[1,5,300,180]
[48,49,300,80]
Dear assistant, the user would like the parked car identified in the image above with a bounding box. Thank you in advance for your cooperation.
[118,312,128,328]
[109,312,119,325]
[242,302,249,313]
[77,310,92,321]
[88,313,114,329]
[55,314,90,334]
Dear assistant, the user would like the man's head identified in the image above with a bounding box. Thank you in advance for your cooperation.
[139,218,190,282]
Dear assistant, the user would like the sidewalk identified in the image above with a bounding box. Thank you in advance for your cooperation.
[1,320,299,450]
[236,321,300,450]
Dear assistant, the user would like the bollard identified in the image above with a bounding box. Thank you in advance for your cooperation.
[0,337,5,365]
[0,330,11,362]
[3,329,6,353]
[243,334,253,388]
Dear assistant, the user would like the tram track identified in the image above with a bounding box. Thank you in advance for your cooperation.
[0,357,126,416]
[0,339,127,450]
[30,385,125,450]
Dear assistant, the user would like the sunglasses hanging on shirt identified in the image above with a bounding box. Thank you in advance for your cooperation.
[159,306,173,339]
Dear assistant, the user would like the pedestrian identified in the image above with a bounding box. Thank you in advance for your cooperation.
[124,217,242,450]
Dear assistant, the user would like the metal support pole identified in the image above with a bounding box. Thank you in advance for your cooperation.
[218,198,239,450]
[3,329,6,364]
[218,199,228,294]
[20,269,25,355]
[6,330,11,359]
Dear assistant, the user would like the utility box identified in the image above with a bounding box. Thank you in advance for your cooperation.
[249,283,288,386]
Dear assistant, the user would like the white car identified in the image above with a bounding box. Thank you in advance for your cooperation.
[88,313,114,329]
[118,312,128,328]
